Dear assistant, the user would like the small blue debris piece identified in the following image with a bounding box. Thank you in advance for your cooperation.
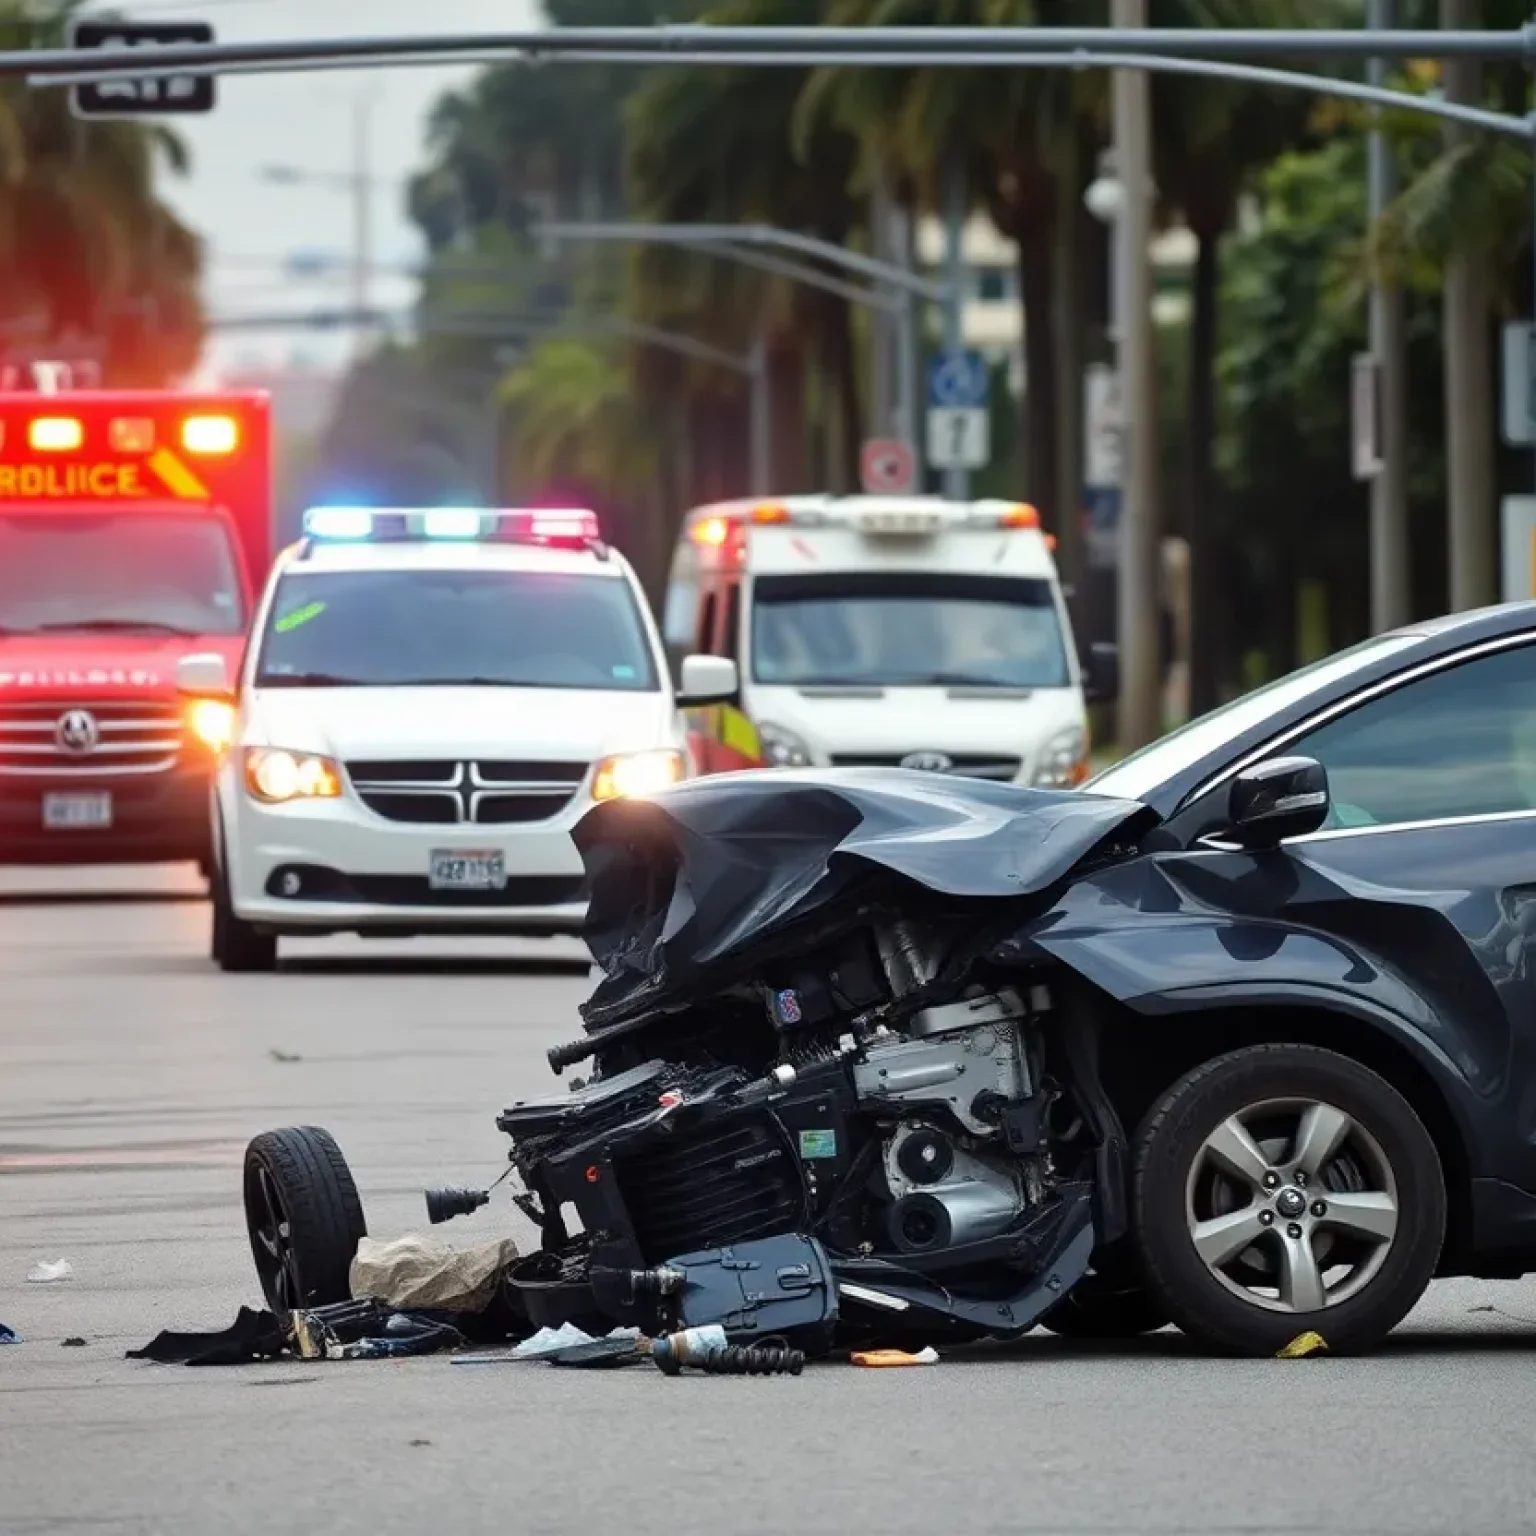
[0,1323,22,1345]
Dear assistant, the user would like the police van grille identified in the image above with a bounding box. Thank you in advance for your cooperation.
[346,759,590,825]
[0,698,183,776]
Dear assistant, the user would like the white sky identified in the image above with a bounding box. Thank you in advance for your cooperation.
[87,0,546,376]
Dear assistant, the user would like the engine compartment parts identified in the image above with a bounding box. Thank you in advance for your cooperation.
[651,1327,806,1377]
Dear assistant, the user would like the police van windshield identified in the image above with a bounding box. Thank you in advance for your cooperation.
[256,568,659,690]
[0,510,245,636]
[750,572,1070,689]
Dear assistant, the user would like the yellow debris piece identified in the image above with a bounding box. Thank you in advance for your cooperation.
[1276,1331,1328,1359]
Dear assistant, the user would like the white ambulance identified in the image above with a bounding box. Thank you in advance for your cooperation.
[661,495,1116,785]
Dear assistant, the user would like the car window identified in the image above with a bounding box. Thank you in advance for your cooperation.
[254,568,659,691]
[1087,631,1421,803]
[1285,642,1536,830]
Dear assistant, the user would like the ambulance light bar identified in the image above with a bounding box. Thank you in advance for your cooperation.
[301,505,604,551]
[690,499,1040,545]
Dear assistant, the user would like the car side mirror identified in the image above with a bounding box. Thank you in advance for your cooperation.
[1227,756,1330,850]
[1082,640,1119,706]
[676,653,739,709]
[176,652,233,702]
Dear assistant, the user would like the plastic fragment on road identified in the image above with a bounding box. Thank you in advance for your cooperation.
[1275,1331,1328,1359]
[61,1336,87,1347]
[850,1346,940,1368]
[26,1259,74,1283]
[0,1323,20,1344]
[349,1232,519,1315]
[455,1326,643,1366]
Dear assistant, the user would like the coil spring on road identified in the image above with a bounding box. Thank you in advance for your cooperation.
[693,1343,805,1376]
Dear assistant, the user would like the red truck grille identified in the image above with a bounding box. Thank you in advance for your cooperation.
[0,697,184,776]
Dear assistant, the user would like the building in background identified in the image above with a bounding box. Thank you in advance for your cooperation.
[914,212,1196,396]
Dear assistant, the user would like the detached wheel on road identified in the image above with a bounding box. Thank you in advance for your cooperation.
[1133,1043,1444,1358]
[244,1126,367,1319]
[211,853,276,973]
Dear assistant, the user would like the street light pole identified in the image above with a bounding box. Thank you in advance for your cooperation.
[351,90,374,366]
[1367,0,1411,633]
[941,143,968,501]
[1113,0,1162,753]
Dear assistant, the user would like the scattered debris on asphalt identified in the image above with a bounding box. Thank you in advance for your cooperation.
[129,1306,287,1366]
[267,1049,301,1063]
[850,1347,939,1367]
[26,1259,74,1284]
[61,1336,87,1348]
[1276,1331,1328,1359]
[0,1323,20,1345]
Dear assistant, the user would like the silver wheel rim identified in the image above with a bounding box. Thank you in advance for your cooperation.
[1183,1096,1399,1315]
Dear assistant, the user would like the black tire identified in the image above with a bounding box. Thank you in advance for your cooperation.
[1039,1268,1170,1339]
[243,1126,367,1319]
[1134,1043,1445,1358]
[212,852,277,973]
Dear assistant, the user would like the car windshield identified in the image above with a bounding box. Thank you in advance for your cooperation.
[0,510,245,636]
[1085,630,1425,803]
[254,567,660,691]
[750,571,1070,688]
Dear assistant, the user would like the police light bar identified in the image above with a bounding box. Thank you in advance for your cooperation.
[301,505,604,549]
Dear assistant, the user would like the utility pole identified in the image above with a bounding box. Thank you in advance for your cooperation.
[1441,0,1495,612]
[351,89,374,367]
[1367,0,1411,631]
[1112,0,1161,752]
[942,143,968,501]
[870,165,895,440]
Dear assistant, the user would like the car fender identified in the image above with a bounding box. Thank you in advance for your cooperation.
[1004,855,1491,1166]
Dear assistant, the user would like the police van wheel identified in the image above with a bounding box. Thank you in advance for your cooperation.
[213,865,277,973]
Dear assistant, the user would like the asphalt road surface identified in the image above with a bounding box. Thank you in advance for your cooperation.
[8,866,1536,1536]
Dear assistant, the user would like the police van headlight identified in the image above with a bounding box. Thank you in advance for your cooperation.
[1031,727,1089,788]
[244,747,343,804]
[591,749,685,802]
[759,721,812,768]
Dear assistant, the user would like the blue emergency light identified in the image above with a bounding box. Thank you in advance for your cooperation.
[300,505,603,550]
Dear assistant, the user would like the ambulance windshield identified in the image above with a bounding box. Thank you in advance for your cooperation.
[750,571,1070,689]
[0,511,245,636]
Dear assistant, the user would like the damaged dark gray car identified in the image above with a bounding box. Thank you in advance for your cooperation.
[247,605,1536,1358]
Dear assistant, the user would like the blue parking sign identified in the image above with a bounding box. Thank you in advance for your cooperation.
[927,350,989,411]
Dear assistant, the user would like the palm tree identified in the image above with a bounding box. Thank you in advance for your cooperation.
[1363,0,1534,616]
[0,0,205,385]
[1149,0,1343,712]
[622,0,867,494]
[800,0,1105,577]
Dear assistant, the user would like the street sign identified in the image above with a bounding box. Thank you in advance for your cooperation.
[1501,495,1536,601]
[1501,321,1536,447]
[859,437,916,494]
[1083,363,1122,489]
[926,349,989,472]
[926,407,989,470]
[928,349,989,411]
[1351,352,1383,480]
[68,19,217,120]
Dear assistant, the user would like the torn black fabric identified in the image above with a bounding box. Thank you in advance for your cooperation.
[127,1305,286,1366]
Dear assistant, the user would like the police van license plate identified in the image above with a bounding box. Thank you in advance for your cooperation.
[429,849,505,891]
[43,792,112,830]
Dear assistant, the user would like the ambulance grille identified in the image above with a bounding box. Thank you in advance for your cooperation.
[0,698,183,776]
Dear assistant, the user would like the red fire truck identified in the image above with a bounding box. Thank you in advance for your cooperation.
[0,390,273,868]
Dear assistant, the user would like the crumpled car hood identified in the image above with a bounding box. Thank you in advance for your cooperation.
[575,766,1156,1029]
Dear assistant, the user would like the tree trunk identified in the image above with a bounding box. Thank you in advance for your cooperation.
[1017,229,1059,519]
[826,294,863,492]
[1185,226,1222,716]
[1442,0,1497,612]
[767,338,809,492]
[1050,135,1086,590]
